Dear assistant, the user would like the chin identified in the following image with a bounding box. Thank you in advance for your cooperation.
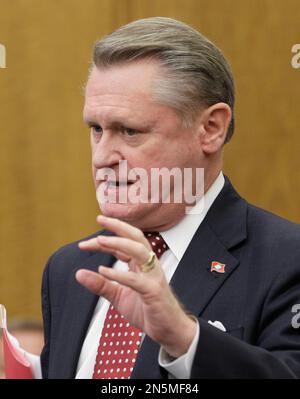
[99,202,145,222]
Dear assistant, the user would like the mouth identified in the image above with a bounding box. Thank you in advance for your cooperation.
[98,179,137,189]
[106,180,136,188]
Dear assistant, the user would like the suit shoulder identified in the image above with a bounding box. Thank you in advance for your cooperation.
[42,230,107,312]
[246,204,300,261]
[53,230,102,257]
[247,203,300,237]
[45,230,104,275]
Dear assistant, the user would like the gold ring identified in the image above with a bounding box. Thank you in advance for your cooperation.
[140,251,156,273]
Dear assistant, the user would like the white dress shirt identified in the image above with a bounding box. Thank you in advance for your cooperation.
[76,172,225,379]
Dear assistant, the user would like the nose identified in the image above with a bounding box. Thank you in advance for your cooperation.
[92,131,123,170]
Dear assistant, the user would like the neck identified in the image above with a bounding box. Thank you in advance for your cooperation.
[137,168,223,232]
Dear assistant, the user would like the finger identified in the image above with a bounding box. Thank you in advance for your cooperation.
[96,215,150,247]
[75,269,119,303]
[79,236,122,253]
[93,235,151,266]
[99,266,154,296]
[114,250,131,263]
[78,237,131,263]
[80,235,150,265]
[78,238,132,263]
[78,236,106,251]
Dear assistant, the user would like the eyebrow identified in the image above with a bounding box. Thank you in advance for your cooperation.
[83,112,155,131]
[83,118,138,131]
[84,118,97,127]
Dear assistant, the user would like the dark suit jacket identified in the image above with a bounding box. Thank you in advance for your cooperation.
[40,177,300,378]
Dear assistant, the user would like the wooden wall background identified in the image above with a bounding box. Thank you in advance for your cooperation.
[0,0,299,319]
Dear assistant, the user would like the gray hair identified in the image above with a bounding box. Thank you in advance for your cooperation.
[92,17,235,143]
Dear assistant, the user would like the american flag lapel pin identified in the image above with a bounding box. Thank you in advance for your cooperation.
[211,261,226,273]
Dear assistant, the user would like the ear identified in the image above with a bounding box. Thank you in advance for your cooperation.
[198,103,232,154]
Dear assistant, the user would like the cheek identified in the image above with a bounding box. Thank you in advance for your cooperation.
[91,164,97,186]
[90,140,97,157]
[157,146,192,168]
[155,134,198,167]
[176,138,202,166]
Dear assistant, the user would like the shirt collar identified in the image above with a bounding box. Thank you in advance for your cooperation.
[160,172,225,261]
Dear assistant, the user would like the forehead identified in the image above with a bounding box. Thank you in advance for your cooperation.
[83,60,174,126]
[85,59,162,99]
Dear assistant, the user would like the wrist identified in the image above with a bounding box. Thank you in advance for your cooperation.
[162,314,197,358]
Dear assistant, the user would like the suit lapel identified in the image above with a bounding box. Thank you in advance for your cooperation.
[132,177,248,378]
[172,176,248,318]
[171,223,241,314]
[132,223,242,379]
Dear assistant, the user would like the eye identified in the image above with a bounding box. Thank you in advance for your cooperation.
[90,124,102,134]
[123,127,139,137]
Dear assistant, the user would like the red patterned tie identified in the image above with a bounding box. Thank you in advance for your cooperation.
[92,233,169,379]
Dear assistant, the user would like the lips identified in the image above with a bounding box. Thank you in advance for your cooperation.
[95,163,138,188]
[98,179,137,191]
[106,180,135,187]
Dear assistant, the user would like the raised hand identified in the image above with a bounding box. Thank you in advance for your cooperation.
[76,215,197,358]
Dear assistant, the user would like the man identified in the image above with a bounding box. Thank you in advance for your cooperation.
[40,17,300,379]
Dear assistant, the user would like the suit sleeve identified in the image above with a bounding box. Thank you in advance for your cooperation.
[191,264,300,378]
[40,255,53,379]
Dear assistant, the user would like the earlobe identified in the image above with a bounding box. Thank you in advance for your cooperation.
[200,103,232,154]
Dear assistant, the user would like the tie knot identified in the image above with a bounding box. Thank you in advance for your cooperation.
[144,232,169,259]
